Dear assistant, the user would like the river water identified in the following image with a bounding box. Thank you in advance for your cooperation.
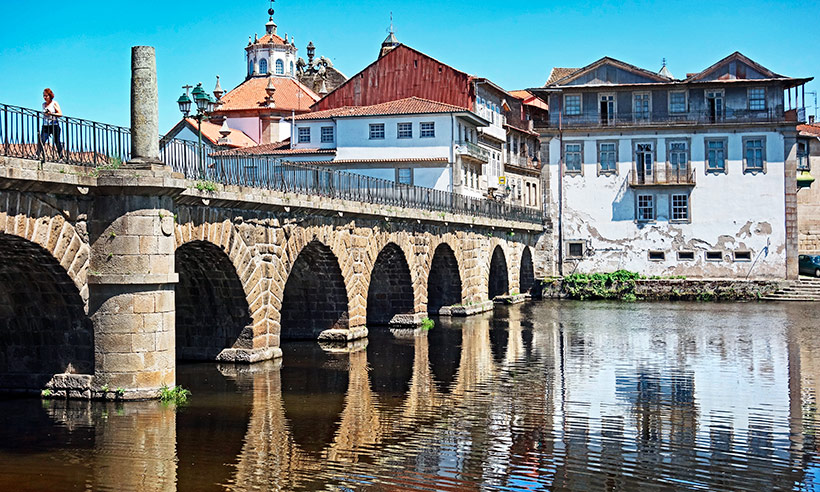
[1,300,819,491]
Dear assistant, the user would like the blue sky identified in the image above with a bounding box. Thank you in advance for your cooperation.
[1,0,817,133]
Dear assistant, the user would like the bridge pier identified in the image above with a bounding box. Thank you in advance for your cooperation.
[88,170,184,398]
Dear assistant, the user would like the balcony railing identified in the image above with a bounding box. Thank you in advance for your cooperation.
[455,141,489,162]
[628,165,696,187]
[505,153,535,168]
[0,103,543,225]
[554,107,784,129]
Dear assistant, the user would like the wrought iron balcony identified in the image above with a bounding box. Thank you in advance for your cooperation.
[455,141,489,163]
[553,107,785,129]
[628,165,696,187]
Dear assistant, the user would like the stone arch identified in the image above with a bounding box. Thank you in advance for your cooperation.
[366,242,415,325]
[488,245,510,299]
[427,242,463,314]
[0,233,94,389]
[0,191,90,305]
[519,246,535,294]
[279,239,349,340]
[359,231,424,324]
[175,240,254,360]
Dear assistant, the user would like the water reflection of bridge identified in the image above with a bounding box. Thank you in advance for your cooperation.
[30,303,820,491]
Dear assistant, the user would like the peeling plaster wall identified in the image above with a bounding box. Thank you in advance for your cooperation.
[547,130,788,279]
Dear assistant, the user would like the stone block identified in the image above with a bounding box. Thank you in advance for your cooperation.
[102,352,145,373]
[93,313,143,334]
[133,293,155,314]
[132,333,156,353]
[139,235,158,254]
[97,333,132,353]
[135,370,163,389]
[155,290,174,312]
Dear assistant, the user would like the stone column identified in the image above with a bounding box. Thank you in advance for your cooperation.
[785,131,799,280]
[130,46,161,166]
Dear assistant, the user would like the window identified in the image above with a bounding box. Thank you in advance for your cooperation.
[397,168,412,185]
[397,122,413,139]
[564,95,581,116]
[565,143,582,173]
[705,139,727,173]
[743,137,765,173]
[297,127,311,144]
[369,123,385,140]
[671,194,689,221]
[259,58,268,75]
[320,126,334,143]
[635,142,654,184]
[599,94,615,125]
[420,122,435,138]
[633,92,650,121]
[669,91,687,113]
[734,251,752,261]
[249,59,254,75]
[275,59,284,75]
[668,141,689,174]
[567,241,584,258]
[598,142,617,174]
[637,194,654,221]
[706,90,724,121]
[648,251,665,261]
[677,251,695,261]
[290,61,295,75]
[798,141,810,171]
[706,251,723,261]
[748,88,766,111]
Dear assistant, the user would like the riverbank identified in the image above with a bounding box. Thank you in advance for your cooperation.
[540,273,782,301]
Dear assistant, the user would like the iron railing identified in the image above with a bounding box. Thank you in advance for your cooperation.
[628,165,696,186]
[455,141,489,162]
[0,103,130,167]
[0,103,544,225]
[552,107,786,129]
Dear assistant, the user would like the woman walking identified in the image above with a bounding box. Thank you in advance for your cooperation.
[38,88,63,161]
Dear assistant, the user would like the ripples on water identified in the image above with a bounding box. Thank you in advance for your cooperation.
[1,301,820,491]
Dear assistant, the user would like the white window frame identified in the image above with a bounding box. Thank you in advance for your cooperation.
[705,138,728,174]
[748,87,766,111]
[275,59,284,75]
[564,94,582,116]
[671,194,690,223]
[742,136,766,174]
[297,127,311,144]
[597,140,618,175]
[705,89,725,120]
[633,92,651,121]
[637,194,655,222]
[397,122,413,139]
[669,90,687,114]
[420,122,435,138]
[320,126,334,144]
[259,58,269,75]
[369,123,385,140]
[598,93,616,125]
[564,142,583,175]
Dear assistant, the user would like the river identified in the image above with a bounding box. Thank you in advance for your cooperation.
[1,300,819,491]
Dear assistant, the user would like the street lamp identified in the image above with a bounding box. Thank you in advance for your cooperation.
[177,82,217,178]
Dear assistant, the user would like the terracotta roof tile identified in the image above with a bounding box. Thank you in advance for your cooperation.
[183,119,256,147]
[254,33,288,46]
[294,96,470,120]
[798,124,820,137]
[216,76,319,113]
[509,90,549,111]
[214,139,336,157]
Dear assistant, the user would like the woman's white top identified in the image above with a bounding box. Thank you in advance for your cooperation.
[43,100,60,124]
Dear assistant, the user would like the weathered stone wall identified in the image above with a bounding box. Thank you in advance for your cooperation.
[541,278,780,301]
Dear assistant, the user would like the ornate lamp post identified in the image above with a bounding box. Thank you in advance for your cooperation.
[177,82,216,178]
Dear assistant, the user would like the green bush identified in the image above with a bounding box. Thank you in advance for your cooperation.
[421,317,435,331]
[158,385,191,405]
[563,270,641,300]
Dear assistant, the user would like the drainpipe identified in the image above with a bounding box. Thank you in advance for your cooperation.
[557,93,564,276]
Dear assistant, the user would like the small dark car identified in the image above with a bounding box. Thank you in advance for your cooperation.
[799,254,820,277]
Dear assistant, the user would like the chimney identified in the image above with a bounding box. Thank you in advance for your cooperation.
[810,115,816,125]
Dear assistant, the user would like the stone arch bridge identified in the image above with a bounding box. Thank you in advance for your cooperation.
[0,156,546,398]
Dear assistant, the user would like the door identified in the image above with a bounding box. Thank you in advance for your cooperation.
[636,143,653,184]
[600,94,615,125]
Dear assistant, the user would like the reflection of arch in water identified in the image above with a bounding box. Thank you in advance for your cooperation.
[175,240,253,360]
[427,243,463,314]
[366,243,414,326]
[488,245,509,299]
[367,330,414,405]
[427,317,463,394]
[519,246,535,294]
[0,234,93,389]
[280,240,349,340]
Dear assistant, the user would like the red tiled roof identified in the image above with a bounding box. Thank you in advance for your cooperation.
[216,76,319,113]
[509,90,549,111]
[214,139,336,157]
[799,124,820,137]
[294,97,470,120]
[254,32,288,46]
[182,118,256,147]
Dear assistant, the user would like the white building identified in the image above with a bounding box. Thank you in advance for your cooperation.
[532,52,813,279]
[220,97,490,198]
